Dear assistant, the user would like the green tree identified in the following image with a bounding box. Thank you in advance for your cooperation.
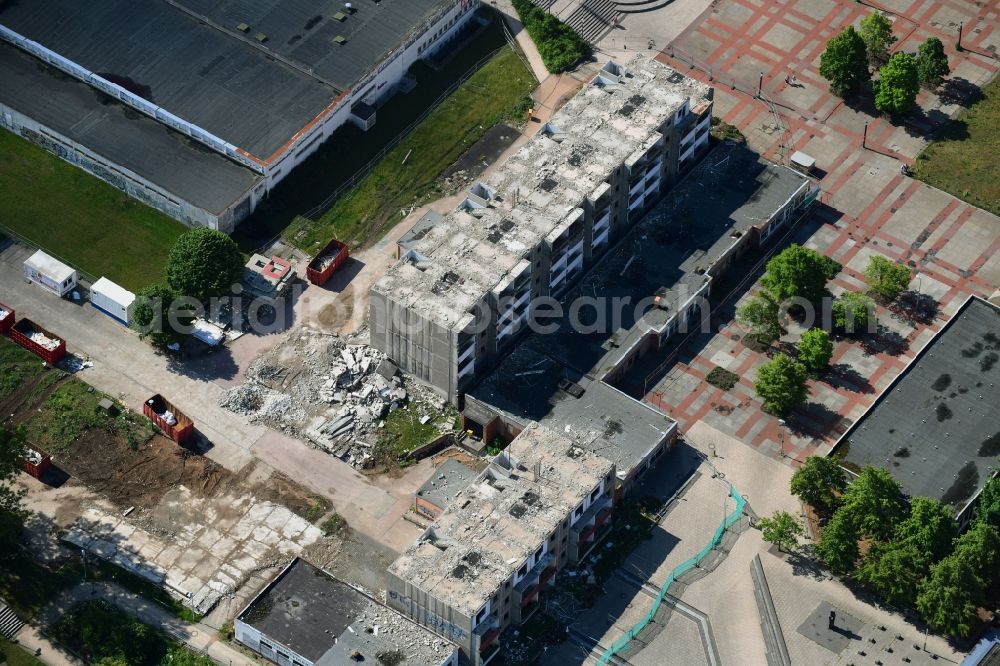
[797,328,833,374]
[816,509,861,574]
[165,228,244,302]
[840,466,908,542]
[819,26,870,97]
[761,244,842,303]
[832,291,875,333]
[864,255,912,302]
[790,455,848,514]
[917,37,950,86]
[916,556,982,638]
[0,426,29,546]
[874,52,920,117]
[131,283,185,349]
[976,470,1000,528]
[860,12,897,68]
[858,497,957,605]
[951,520,1000,587]
[737,293,784,344]
[757,510,804,552]
[754,354,809,416]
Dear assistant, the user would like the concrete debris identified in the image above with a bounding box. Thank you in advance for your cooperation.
[218,326,435,468]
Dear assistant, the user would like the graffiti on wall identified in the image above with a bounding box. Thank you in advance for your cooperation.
[387,590,466,639]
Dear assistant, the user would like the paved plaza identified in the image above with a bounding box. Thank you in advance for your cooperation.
[639,0,1000,461]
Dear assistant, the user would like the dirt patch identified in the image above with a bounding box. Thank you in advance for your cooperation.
[57,431,231,509]
[251,470,330,523]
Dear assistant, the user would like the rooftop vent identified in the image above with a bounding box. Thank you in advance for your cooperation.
[334,11,348,21]
[333,34,347,44]
[558,378,585,398]
[236,22,250,32]
[254,32,268,43]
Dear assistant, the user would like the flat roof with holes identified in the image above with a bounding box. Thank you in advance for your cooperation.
[831,295,1000,517]
[389,423,613,616]
[237,558,456,664]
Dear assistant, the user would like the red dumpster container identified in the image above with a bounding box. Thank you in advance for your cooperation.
[9,318,66,364]
[22,445,51,479]
[0,301,13,333]
[306,239,349,286]
[143,394,194,443]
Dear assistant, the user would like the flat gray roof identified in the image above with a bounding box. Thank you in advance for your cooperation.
[0,42,260,214]
[468,347,675,476]
[416,459,478,509]
[239,558,455,664]
[832,296,1000,515]
[0,0,338,160]
[175,0,456,90]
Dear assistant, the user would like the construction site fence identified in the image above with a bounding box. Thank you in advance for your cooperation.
[595,483,746,665]
[0,222,99,285]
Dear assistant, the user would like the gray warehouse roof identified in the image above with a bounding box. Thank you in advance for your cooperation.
[238,558,455,664]
[0,42,260,214]
[832,296,1000,515]
[0,0,338,160]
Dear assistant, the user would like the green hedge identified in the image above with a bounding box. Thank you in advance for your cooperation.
[511,0,590,73]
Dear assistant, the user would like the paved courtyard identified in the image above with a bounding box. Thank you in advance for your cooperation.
[640,0,1000,461]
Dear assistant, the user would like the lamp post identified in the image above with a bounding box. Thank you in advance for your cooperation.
[778,419,787,458]
[757,72,764,98]
[862,121,868,149]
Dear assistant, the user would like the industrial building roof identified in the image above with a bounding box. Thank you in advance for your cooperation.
[389,423,614,617]
[0,42,260,214]
[0,0,341,160]
[832,296,1000,516]
[238,558,456,664]
[373,56,713,333]
[416,459,479,509]
[173,0,458,90]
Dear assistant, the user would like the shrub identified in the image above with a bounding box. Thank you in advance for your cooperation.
[511,0,590,73]
[706,367,739,391]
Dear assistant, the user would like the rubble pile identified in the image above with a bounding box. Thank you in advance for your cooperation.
[26,329,60,350]
[219,327,449,468]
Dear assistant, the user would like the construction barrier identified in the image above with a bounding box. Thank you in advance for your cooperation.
[595,483,746,665]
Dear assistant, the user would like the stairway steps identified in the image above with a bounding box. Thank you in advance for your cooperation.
[0,602,24,639]
[564,0,620,43]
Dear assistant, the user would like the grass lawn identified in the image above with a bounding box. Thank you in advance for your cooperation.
[0,131,187,291]
[912,77,1000,216]
[51,600,212,666]
[281,33,535,252]
[0,638,44,666]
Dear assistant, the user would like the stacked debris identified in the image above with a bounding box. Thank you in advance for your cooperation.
[219,327,449,468]
[26,329,60,350]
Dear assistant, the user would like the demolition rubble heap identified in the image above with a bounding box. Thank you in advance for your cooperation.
[219,327,445,467]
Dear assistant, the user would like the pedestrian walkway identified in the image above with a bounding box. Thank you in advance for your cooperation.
[492,0,550,82]
[25,582,255,666]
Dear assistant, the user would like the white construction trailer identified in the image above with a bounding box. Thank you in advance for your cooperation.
[90,277,136,326]
[23,250,77,297]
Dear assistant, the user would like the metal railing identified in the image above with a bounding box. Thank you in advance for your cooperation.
[0,221,99,284]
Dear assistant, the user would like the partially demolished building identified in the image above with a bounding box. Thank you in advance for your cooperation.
[387,423,615,665]
[370,56,715,400]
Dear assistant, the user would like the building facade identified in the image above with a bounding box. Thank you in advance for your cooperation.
[370,57,714,402]
[387,423,616,665]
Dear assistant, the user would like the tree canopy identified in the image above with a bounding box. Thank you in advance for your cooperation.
[951,520,1000,587]
[131,283,185,349]
[832,291,875,333]
[916,556,982,638]
[790,455,848,514]
[754,353,809,416]
[0,425,28,547]
[976,470,1000,528]
[874,52,920,117]
[917,37,950,86]
[757,511,803,553]
[737,293,784,344]
[819,26,870,97]
[840,466,908,542]
[859,12,897,68]
[797,328,833,374]
[165,228,244,302]
[865,255,912,302]
[816,509,861,574]
[761,244,841,303]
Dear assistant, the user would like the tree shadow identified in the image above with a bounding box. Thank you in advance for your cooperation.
[788,401,852,441]
[859,324,909,356]
[824,363,875,394]
[166,345,239,382]
[903,106,959,139]
[937,76,983,108]
[888,290,939,326]
[787,545,830,582]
